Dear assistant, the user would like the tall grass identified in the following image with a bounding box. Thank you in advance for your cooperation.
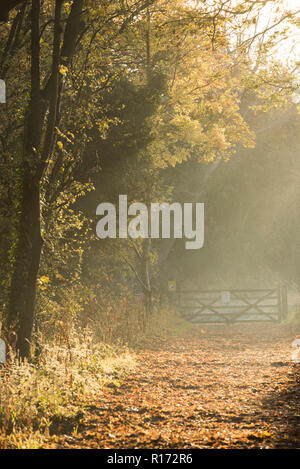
[0,328,135,449]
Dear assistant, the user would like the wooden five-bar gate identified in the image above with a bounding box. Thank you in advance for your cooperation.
[176,286,288,324]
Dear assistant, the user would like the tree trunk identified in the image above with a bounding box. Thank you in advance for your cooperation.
[6,0,42,359]
[7,171,43,358]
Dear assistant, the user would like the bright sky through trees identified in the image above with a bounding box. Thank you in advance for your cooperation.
[261,0,300,64]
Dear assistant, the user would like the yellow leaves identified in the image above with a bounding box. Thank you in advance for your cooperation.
[248,430,272,440]
[57,141,63,151]
[38,276,50,290]
[59,65,68,76]
[170,114,203,145]
[209,125,230,151]
[142,33,254,167]
[56,127,72,140]
[40,276,50,283]
[261,431,272,438]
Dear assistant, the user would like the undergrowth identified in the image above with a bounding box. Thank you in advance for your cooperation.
[0,329,135,449]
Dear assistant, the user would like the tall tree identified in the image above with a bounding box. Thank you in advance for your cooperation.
[2,0,157,357]
[6,0,85,357]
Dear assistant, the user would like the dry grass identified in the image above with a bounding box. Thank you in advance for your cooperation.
[0,301,185,448]
[0,329,135,449]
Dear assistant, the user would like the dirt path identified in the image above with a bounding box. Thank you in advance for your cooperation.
[55,323,300,449]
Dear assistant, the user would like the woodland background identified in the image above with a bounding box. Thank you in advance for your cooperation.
[0,0,299,448]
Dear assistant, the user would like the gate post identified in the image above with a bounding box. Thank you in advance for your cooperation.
[281,285,288,320]
[278,286,282,321]
[178,284,181,310]
[279,285,288,321]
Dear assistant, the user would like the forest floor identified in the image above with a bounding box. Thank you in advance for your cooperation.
[50,323,300,449]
